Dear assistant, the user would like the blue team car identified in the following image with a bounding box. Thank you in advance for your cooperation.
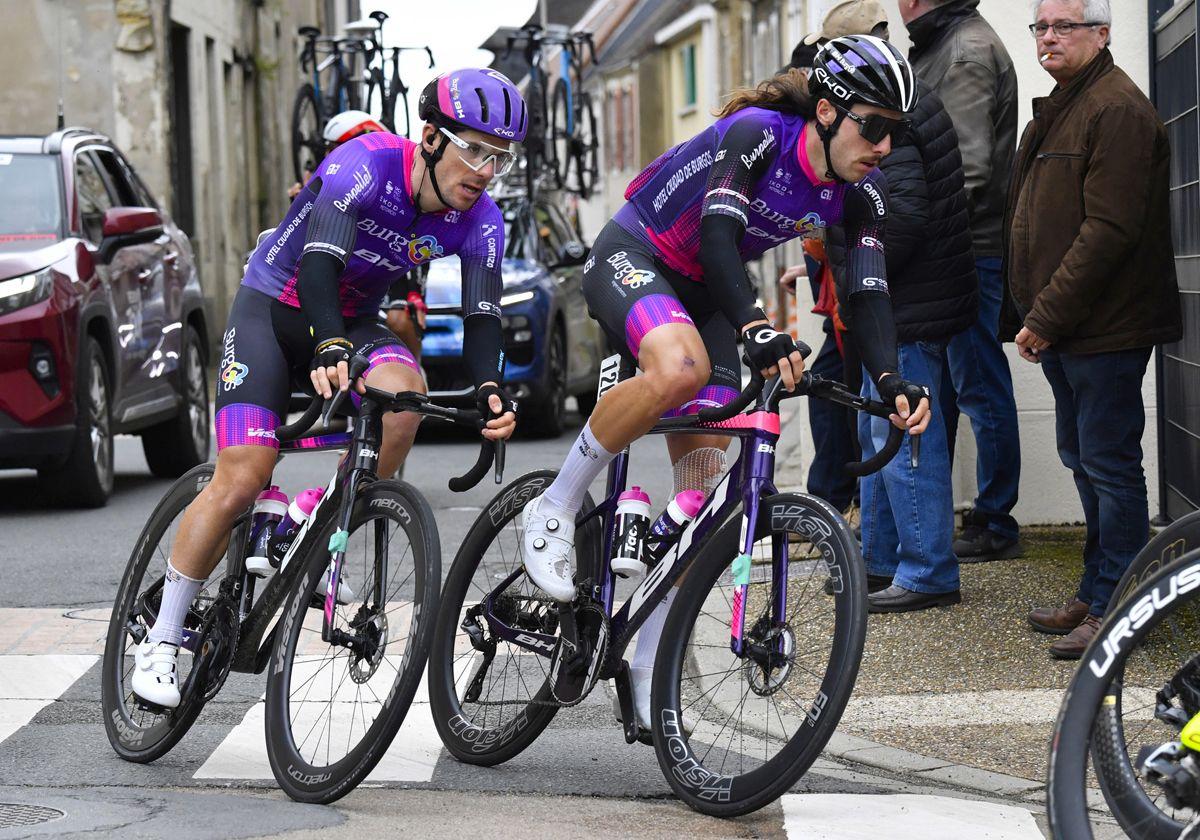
[421,196,606,437]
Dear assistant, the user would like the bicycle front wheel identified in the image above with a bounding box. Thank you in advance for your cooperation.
[291,84,323,183]
[264,480,439,804]
[1048,550,1200,840]
[652,492,867,816]
[573,92,598,199]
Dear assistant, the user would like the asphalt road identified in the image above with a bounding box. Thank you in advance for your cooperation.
[0,404,1063,838]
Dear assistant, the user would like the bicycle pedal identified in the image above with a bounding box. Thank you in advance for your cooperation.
[133,696,170,715]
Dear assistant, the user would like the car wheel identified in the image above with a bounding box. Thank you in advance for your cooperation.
[142,324,211,477]
[39,336,114,507]
[523,324,566,438]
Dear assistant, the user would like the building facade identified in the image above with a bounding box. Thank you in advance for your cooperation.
[0,0,359,349]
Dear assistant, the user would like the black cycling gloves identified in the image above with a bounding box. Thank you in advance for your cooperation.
[312,337,353,372]
[475,383,517,422]
[742,322,804,372]
[877,373,930,414]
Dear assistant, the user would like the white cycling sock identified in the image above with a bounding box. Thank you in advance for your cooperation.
[631,587,676,672]
[147,561,205,646]
[541,420,616,516]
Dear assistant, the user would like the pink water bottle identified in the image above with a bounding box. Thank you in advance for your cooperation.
[612,487,652,579]
[268,487,326,570]
[644,490,705,566]
[245,486,289,577]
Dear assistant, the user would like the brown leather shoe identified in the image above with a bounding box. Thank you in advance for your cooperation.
[1028,598,1090,635]
[1049,614,1102,660]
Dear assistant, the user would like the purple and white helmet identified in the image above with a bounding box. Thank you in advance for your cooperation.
[418,68,528,142]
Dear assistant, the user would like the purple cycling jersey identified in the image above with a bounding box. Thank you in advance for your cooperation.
[616,106,888,298]
[242,133,503,319]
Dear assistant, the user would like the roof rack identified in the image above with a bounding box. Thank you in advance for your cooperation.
[43,126,104,154]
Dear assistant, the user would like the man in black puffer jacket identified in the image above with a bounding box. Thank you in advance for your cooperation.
[825,19,978,612]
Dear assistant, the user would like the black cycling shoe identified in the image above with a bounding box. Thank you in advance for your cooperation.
[954,526,1021,563]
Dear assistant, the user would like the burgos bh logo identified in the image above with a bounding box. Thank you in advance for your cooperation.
[408,235,444,264]
[221,361,249,390]
[793,212,826,234]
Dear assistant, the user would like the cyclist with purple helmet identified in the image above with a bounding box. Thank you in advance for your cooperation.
[130,68,527,710]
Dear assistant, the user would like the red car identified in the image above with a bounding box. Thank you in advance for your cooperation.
[0,128,211,506]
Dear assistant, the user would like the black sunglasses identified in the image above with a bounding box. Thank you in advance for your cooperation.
[833,103,910,144]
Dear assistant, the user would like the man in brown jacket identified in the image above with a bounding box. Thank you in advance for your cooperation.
[1004,0,1182,658]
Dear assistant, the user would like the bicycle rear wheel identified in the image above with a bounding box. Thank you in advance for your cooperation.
[101,464,222,762]
[428,471,601,766]
[549,79,571,191]
[291,84,323,183]
[264,480,439,803]
[652,492,867,816]
[1048,550,1200,840]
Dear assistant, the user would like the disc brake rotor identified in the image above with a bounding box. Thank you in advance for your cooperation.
[348,603,388,684]
[745,622,795,697]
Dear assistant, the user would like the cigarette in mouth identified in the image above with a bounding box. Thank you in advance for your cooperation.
[1041,53,1051,62]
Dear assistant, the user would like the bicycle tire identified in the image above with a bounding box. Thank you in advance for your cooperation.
[291,84,323,183]
[525,78,549,196]
[101,464,217,762]
[1114,511,1200,606]
[1047,550,1200,840]
[652,492,867,816]
[549,79,571,191]
[363,70,384,126]
[263,480,439,804]
[574,91,599,199]
[429,471,600,766]
[335,70,359,112]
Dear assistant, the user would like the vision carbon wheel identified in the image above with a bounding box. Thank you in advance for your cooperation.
[101,464,222,762]
[651,492,866,816]
[264,480,439,804]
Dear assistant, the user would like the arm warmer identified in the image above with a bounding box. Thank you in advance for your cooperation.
[699,213,764,330]
[846,291,898,383]
[296,250,347,345]
[463,313,504,387]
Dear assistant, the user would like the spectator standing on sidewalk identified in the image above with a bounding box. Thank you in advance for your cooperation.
[822,4,979,613]
[899,0,1023,563]
[1007,0,1182,658]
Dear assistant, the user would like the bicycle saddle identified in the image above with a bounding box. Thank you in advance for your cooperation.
[298,25,320,38]
[343,19,377,37]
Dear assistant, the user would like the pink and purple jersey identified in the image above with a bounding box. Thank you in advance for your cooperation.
[616,107,888,298]
[242,133,503,319]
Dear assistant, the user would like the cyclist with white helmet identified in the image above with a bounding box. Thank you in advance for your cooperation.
[287,110,389,200]
[521,35,933,734]
[131,69,526,709]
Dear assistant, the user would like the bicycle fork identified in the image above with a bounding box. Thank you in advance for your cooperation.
[729,428,782,658]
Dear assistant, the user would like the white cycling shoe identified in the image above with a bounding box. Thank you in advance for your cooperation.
[321,566,356,605]
[131,639,181,709]
[521,496,577,602]
[613,666,695,736]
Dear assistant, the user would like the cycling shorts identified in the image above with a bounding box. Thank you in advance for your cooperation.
[214,286,417,451]
[583,219,740,417]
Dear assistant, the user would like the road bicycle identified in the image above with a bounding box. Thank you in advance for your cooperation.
[291,26,364,182]
[427,352,910,816]
[101,356,501,803]
[347,11,435,139]
[504,24,599,199]
[1046,510,1200,839]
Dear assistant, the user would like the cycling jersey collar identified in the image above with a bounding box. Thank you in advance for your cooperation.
[798,122,836,187]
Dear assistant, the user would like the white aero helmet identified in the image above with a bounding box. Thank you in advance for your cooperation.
[322,110,389,145]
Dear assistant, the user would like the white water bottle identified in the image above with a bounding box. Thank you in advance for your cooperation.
[245,487,290,577]
[644,490,705,567]
[612,487,652,580]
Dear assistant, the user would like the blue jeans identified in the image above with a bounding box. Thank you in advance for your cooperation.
[860,341,959,594]
[1040,347,1153,617]
[941,257,1021,539]
[807,330,858,510]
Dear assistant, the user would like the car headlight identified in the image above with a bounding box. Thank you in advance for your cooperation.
[500,290,535,307]
[0,269,54,315]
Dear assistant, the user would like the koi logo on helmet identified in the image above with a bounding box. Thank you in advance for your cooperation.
[408,236,444,263]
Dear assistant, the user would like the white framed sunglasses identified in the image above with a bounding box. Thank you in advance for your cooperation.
[439,127,518,176]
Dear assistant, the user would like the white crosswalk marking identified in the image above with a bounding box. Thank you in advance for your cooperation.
[0,654,97,743]
[781,794,1044,839]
